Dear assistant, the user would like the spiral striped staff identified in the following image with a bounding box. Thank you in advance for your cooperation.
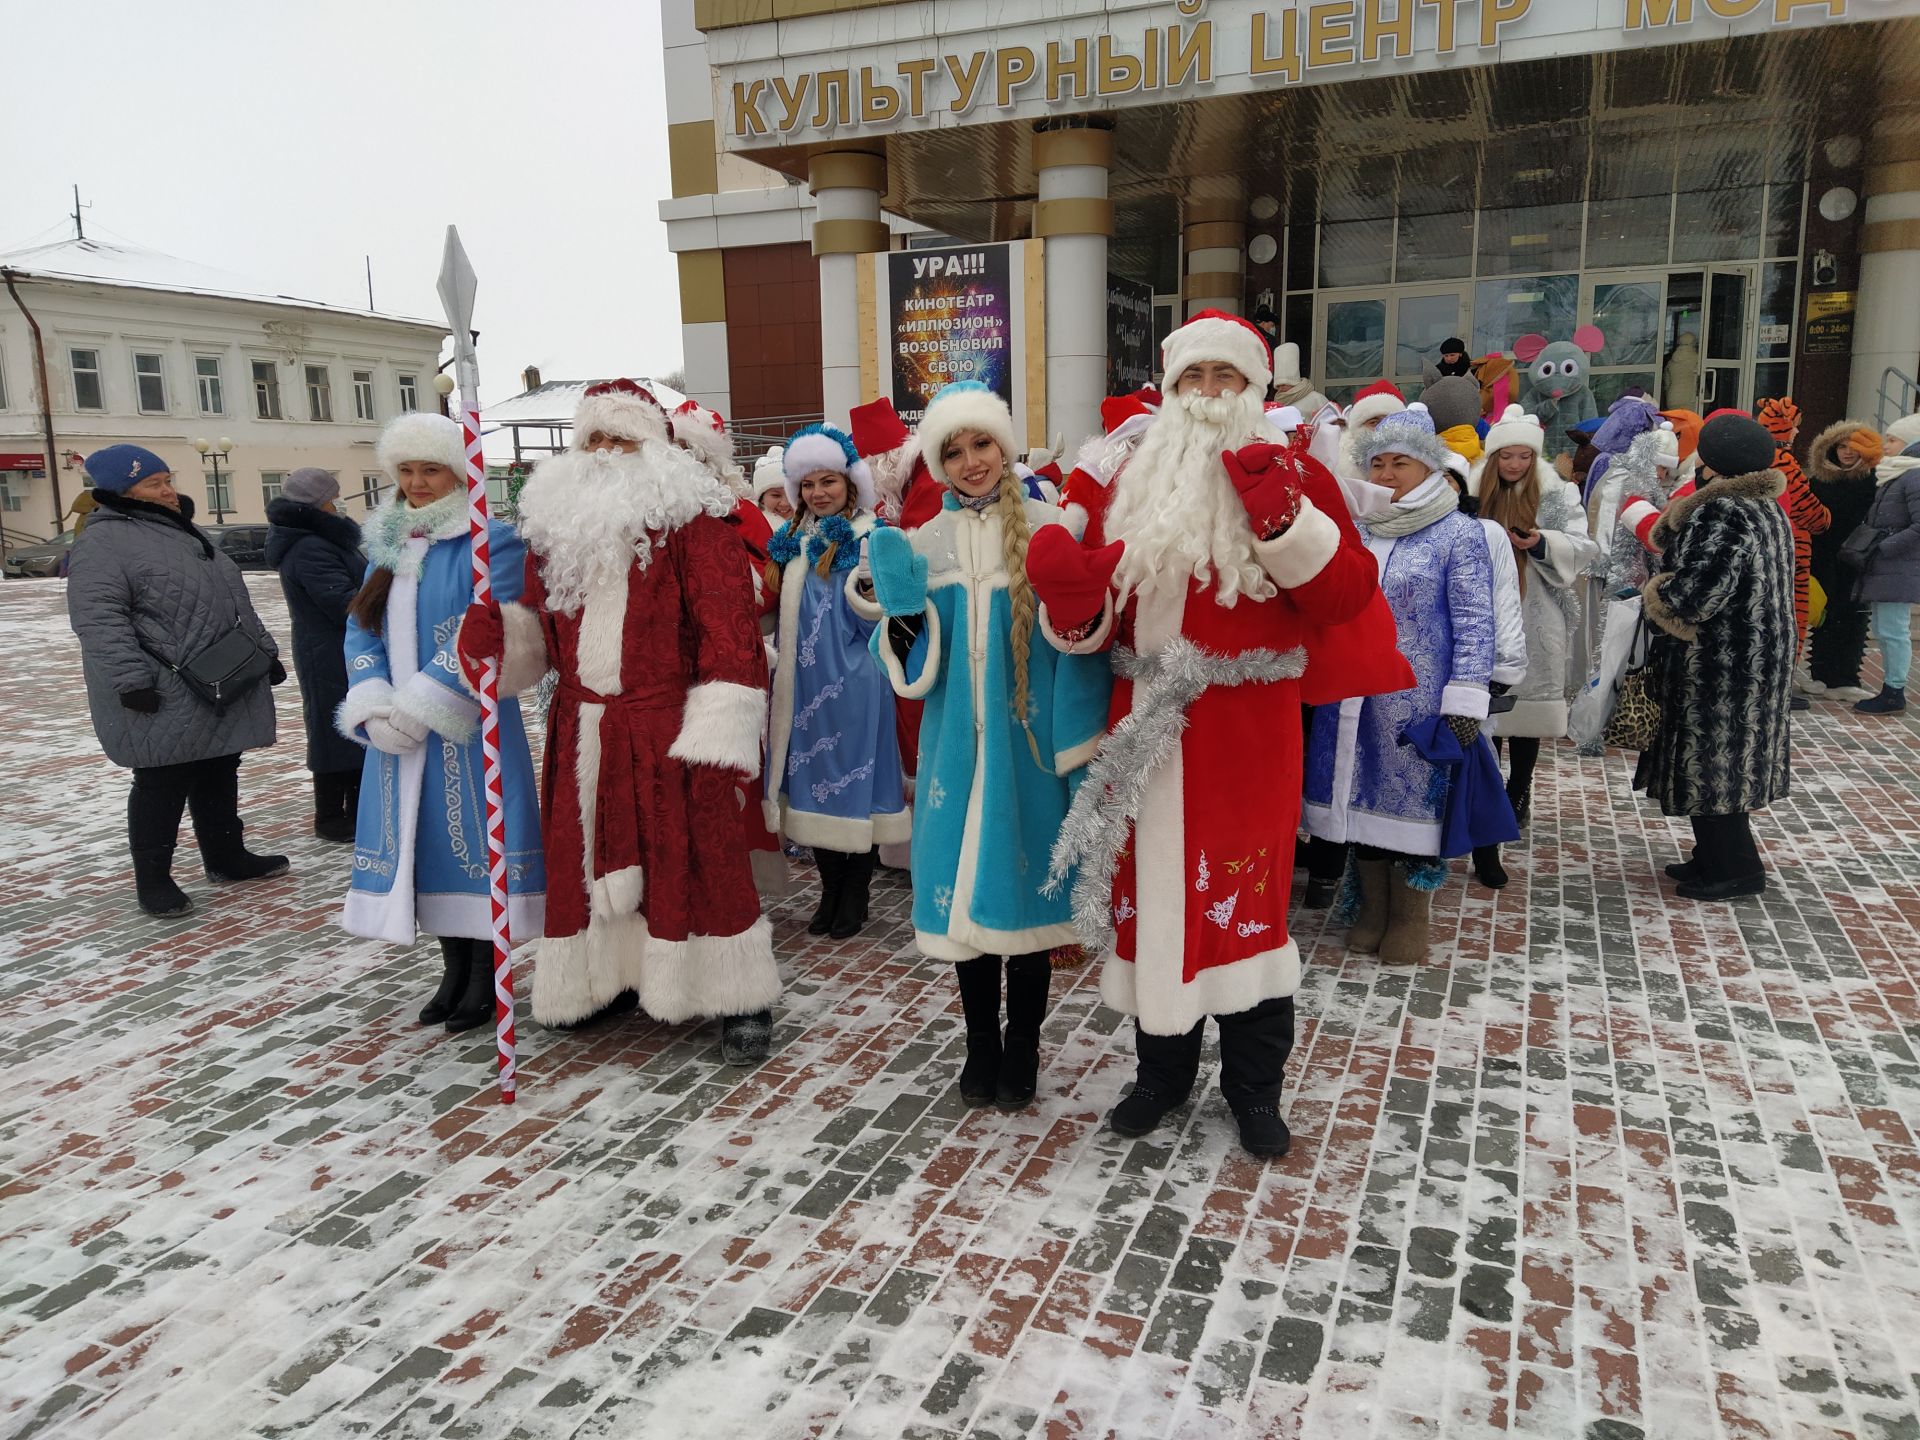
[436,224,517,1104]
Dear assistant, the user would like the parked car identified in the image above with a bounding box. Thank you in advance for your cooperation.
[3,530,77,578]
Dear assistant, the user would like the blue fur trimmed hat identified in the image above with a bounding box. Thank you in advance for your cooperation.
[83,444,171,495]
[782,422,876,511]
[1354,402,1451,475]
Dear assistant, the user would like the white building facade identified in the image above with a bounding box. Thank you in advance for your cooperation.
[0,239,448,540]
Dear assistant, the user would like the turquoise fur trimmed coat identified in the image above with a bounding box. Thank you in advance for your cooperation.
[862,493,1111,961]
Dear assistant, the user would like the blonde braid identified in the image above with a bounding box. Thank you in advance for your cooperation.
[996,470,1045,768]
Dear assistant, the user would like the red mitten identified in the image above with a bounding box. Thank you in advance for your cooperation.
[1026,526,1125,630]
[1221,443,1304,535]
[456,599,505,687]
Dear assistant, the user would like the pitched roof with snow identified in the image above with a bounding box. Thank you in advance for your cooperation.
[0,237,444,332]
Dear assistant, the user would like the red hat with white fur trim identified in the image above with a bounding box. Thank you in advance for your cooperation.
[572,379,669,451]
[1160,309,1273,393]
[670,398,732,474]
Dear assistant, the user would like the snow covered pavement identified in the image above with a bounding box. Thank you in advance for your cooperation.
[2,574,1918,1438]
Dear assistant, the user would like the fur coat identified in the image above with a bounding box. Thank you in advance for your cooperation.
[1637,469,1795,818]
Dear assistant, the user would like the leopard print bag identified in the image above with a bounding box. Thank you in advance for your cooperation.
[1601,617,1661,752]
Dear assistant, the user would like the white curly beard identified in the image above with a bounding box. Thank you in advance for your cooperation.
[515,441,736,615]
[1105,386,1276,609]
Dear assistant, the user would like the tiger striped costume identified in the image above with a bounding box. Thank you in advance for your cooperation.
[1758,398,1830,647]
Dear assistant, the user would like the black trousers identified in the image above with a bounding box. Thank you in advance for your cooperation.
[1133,995,1296,1111]
[128,753,242,854]
[1303,836,1349,884]
[1690,812,1762,882]
[1809,596,1871,688]
[1491,735,1540,799]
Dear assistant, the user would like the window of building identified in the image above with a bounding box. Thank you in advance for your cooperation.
[397,373,419,413]
[353,369,376,422]
[206,472,233,517]
[0,472,25,512]
[360,472,386,509]
[70,348,104,411]
[252,359,282,419]
[260,471,286,505]
[195,356,225,415]
[305,364,333,422]
[133,352,167,414]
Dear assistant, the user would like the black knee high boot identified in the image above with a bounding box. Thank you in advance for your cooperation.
[189,756,289,882]
[954,957,1001,1107]
[997,952,1052,1109]
[421,937,471,1026]
[831,849,875,940]
[809,849,844,936]
[313,770,358,844]
[445,938,497,1033]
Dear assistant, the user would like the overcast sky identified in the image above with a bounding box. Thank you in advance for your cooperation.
[0,0,682,391]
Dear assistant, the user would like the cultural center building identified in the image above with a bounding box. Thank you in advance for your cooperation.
[658,0,1920,460]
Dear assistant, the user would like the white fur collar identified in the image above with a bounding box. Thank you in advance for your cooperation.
[365,490,469,575]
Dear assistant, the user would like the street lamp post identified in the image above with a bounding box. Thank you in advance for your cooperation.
[192,437,234,523]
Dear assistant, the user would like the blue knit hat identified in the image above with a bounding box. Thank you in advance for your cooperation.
[83,444,171,495]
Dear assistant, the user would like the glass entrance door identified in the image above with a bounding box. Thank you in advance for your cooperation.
[1583,273,1665,412]
[1315,285,1470,408]
[1701,266,1755,414]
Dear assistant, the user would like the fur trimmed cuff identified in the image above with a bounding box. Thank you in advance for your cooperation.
[667,681,769,777]
[1439,681,1491,720]
[1641,575,1698,641]
[1253,497,1341,589]
[335,678,396,745]
[1619,498,1661,553]
[455,602,550,700]
[635,916,780,1025]
[874,602,942,702]
[394,671,481,744]
[843,566,884,623]
[1039,592,1115,655]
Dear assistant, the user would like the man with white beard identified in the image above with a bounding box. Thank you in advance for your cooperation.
[456,379,780,1065]
[1032,310,1408,1157]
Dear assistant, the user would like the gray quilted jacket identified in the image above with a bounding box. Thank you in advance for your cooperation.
[67,499,279,769]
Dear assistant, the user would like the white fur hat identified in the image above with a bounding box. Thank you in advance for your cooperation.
[783,423,877,511]
[1650,420,1680,471]
[1159,309,1273,393]
[1275,341,1305,386]
[1886,412,1920,450]
[1355,402,1451,475]
[1483,403,1546,458]
[670,399,732,475]
[751,445,786,502]
[377,412,465,478]
[918,381,1016,478]
[571,379,669,450]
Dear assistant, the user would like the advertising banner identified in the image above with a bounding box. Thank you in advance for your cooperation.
[884,242,1018,432]
[1107,275,1155,395]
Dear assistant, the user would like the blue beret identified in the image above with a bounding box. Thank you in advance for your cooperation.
[84,444,172,494]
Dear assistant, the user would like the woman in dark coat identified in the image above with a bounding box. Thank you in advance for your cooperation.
[1804,419,1884,694]
[1852,438,1920,714]
[67,445,288,917]
[266,468,367,840]
[1637,414,1796,901]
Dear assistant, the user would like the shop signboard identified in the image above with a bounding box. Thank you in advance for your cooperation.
[1107,275,1156,395]
[1804,291,1855,356]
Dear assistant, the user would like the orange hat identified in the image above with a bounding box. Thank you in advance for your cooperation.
[1659,408,1703,460]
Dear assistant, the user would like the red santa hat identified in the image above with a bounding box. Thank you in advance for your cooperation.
[1159,309,1272,393]
[1343,379,1408,434]
[849,396,913,459]
[571,378,669,450]
[1100,387,1160,435]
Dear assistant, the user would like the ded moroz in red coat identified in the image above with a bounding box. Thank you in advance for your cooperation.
[491,443,778,1029]
[1053,451,1409,1036]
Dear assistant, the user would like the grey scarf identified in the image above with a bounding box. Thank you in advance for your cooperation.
[1360,486,1458,539]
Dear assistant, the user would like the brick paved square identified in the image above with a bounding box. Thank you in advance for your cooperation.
[2,575,1918,1438]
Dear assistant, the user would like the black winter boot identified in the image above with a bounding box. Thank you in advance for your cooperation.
[313,771,357,844]
[132,847,193,918]
[954,957,1002,1106]
[830,850,875,939]
[720,1009,773,1066]
[1472,844,1509,890]
[997,952,1051,1109]
[1108,1019,1204,1138]
[421,938,470,1026]
[445,940,497,1033]
[199,824,291,882]
[808,850,844,936]
[1856,685,1907,714]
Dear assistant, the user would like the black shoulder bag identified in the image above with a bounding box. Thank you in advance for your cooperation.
[141,620,277,714]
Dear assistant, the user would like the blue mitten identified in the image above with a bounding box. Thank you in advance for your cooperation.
[865,526,928,618]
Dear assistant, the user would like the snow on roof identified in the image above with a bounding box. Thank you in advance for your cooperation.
[0,237,444,331]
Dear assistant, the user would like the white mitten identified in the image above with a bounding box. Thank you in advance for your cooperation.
[364,713,424,755]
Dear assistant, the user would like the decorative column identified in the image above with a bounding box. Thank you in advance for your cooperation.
[809,147,889,429]
[1182,192,1247,321]
[1850,105,1920,424]
[1034,123,1114,461]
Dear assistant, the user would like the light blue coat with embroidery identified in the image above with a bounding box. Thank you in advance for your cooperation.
[336,495,546,946]
[864,494,1112,961]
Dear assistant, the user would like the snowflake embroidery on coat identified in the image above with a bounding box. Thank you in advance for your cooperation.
[1112,895,1136,925]
[792,677,845,732]
[811,759,874,804]
[1236,918,1272,939]
[1206,892,1240,929]
[927,776,948,809]
[933,885,953,916]
[1195,851,1210,892]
